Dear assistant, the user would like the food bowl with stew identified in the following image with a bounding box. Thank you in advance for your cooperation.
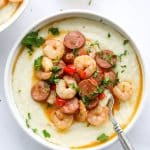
[4,10,146,150]
[0,0,29,32]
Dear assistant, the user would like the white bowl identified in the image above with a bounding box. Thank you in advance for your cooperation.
[4,10,147,150]
[0,0,29,32]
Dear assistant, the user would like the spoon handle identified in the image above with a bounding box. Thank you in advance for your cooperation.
[113,122,134,150]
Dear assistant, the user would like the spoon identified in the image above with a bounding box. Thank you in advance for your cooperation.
[107,93,135,150]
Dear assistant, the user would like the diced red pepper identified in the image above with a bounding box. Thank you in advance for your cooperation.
[51,84,56,90]
[64,65,76,75]
[80,71,86,79]
[55,98,66,107]
[98,93,105,100]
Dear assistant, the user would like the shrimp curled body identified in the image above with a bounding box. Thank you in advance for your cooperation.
[43,39,64,60]
[56,76,77,99]
[50,109,73,130]
[113,81,132,101]
[87,106,109,126]
[74,55,96,78]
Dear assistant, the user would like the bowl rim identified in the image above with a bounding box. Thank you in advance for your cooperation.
[0,0,29,32]
[4,9,148,150]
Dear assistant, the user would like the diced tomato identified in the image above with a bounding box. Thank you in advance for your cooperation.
[80,71,86,79]
[55,98,66,107]
[64,65,76,75]
[98,93,105,100]
[51,84,56,90]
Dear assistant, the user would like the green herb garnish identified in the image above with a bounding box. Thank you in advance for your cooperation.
[18,90,21,93]
[73,48,78,56]
[52,66,61,73]
[103,76,110,85]
[32,128,38,133]
[97,133,109,142]
[69,83,80,93]
[123,39,129,45]
[28,113,31,120]
[49,74,60,84]
[22,31,45,55]
[82,96,90,106]
[88,0,92,5]
[47,103,53,108]
[108,33,111,38]
[93,70,98,78]
[48,27,59,36]
[121,70,125,73]
[90,40,100,48]
[118,50,128,61]
[26,119,30,128]
[42,130,51,138]
[34,56,43,71]
[121,65,127,68]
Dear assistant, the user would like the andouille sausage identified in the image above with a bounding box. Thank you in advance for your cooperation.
[61,98,79,114]
[63,52,75,64]
[96,50,117,68]
[79,79,98,97]
[87,97,100,110]
[31,81,50,102]
[104,71,116,89]
[64,31,85,49]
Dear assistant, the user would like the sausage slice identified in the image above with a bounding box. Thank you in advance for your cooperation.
[87,97,100,110]
[96,50,117,68]
[63,52,75,64]
[31,81,50,102]
[79,79,98,97]
[64,31,85,49]
[61,98,79,114]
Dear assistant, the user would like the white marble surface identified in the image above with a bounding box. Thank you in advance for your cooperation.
[0,0,150,149]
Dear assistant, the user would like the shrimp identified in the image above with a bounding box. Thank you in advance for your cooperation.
[35,70,52,80]
[47,90,56,104]
[43,39,64,60]
[112,81,132,101]
[0,0,7,9]
[74,55,96,78]
[42,56,53,72]
[75,101,87,122]
[87,106,109,126]
[50,109,73,130]
[56,75,77,99]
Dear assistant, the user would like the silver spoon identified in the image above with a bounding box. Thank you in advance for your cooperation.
[107,93,135,150]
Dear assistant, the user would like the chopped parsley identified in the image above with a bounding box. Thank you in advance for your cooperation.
[26,119,30,128]
[52,66,61,73]
[69,83,80,93]
[22,31,45,55]
[82,96,90,106]
[121,65,127,68]
[34,56,43,71]
[102,76,110,85]
[89,40,100,49]
[28,113,31,120]
[107,33,111,38]
[32,128,38,133]
[47,103,53,108]
[73,48,79,56]
[88,0,93,5]
[49,74,60,84]
[86,123,91,127]
[42,130,51,138]
[123,39,129,45]
[48,27,59,36]
[93,70,98,78]
[121,70,125,73]
[18,90,21,93]
[26,112,31,128]
[97,133,109,142]
[118,50,128,61]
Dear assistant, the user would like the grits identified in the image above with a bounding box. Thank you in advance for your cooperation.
[12,18,142,148]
